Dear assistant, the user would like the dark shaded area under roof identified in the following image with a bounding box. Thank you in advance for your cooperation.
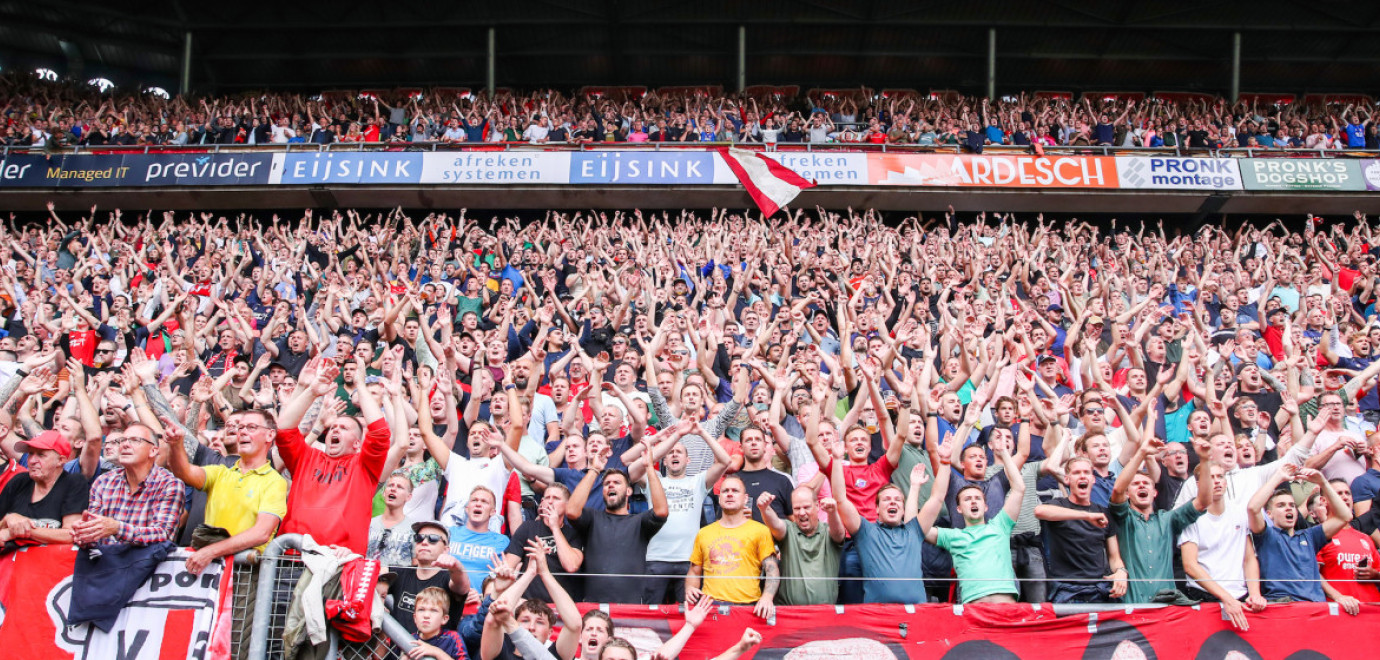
[3,0,1378,96]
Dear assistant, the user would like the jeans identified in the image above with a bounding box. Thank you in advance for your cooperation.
[1048,580,1114,604]
[837,538,865,604]
[642,561,690,604]
[1012,544,1047,603]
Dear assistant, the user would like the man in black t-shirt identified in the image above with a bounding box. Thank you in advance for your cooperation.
[565,460,667,604]
[1035,456,1128,603]
[384,521,470,636]
[503,483,585,602]
[736,428,795,524]
[1154,442,1191,512]
[1187,120,1209,149]
[0,431,88,552]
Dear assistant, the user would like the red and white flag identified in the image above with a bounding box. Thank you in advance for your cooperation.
[717,148,815,216]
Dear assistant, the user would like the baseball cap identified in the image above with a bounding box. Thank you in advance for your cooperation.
[1046,304,1063,312]
[411,520,449,542]
[1088,315,1105,325]
[1037,354,1059,365]
[15,430,73,458]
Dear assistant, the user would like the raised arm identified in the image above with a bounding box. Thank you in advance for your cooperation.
[828,444,861,535]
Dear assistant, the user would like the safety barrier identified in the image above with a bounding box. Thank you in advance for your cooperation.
[244,534,412,660]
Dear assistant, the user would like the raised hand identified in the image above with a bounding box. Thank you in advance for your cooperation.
[756,492,776,512]
[910,463,930,485]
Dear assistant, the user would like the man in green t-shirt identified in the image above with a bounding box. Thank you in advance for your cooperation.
[1110,429,1211,603]
[758,486,845,605]
[922,427,1026,603]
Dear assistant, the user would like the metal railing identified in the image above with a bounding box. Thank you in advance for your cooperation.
[5,140,1379,160]
[245,534,412,660]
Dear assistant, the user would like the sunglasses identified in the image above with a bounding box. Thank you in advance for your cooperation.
[413,533,446,544]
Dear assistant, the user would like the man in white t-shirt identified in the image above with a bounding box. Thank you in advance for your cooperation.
[1178,462,1267,630]
[270,118,297,143]
[523,116,551,144]
[642,420,731,604]
[1307,391,1368,484]
[1175,420,1316,510]
[424,375,525,533]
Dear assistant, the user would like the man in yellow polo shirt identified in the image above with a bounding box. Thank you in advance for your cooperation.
[163,407,286,660]
[164,408,287,572]
[687,474,779,619]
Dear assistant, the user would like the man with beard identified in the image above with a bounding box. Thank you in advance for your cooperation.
[1035,456,1129,603]
[509,359,560,445]
[273,354,391,553]
[734,424,796,525]
[687,474,778,618]
[564,447,668,604]
[643,418,731,604]
[1110,432,1211,603]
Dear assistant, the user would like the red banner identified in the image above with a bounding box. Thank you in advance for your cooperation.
[0,544,233,660]
[582,602,1377,659]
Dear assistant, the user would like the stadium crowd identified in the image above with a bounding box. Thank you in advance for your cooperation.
[4,74,1380,150]
[1,202,1380,660]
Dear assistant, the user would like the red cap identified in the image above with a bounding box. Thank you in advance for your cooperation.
[15,430,73,459]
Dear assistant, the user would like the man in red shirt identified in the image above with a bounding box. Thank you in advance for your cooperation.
[56,289,113,368]
[807,370,906,523]
[1314,479,1380,612]
[274,353,395,553]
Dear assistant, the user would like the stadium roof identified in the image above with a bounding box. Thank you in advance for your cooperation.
[3,0,1379,96]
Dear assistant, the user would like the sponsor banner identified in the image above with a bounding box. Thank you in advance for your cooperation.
[577,602,1373,659]
[1363,159,1380,191]
[1240,158,1366,191]
[419,152,570,184]
[869,154,1119,188]
[570,151,717,184]
[0,153,53,187]
[0,544,232,660]
[129,154,273,187]
[270,152,423,184]
[1116,156,1244,190]
[0,153,273,188]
